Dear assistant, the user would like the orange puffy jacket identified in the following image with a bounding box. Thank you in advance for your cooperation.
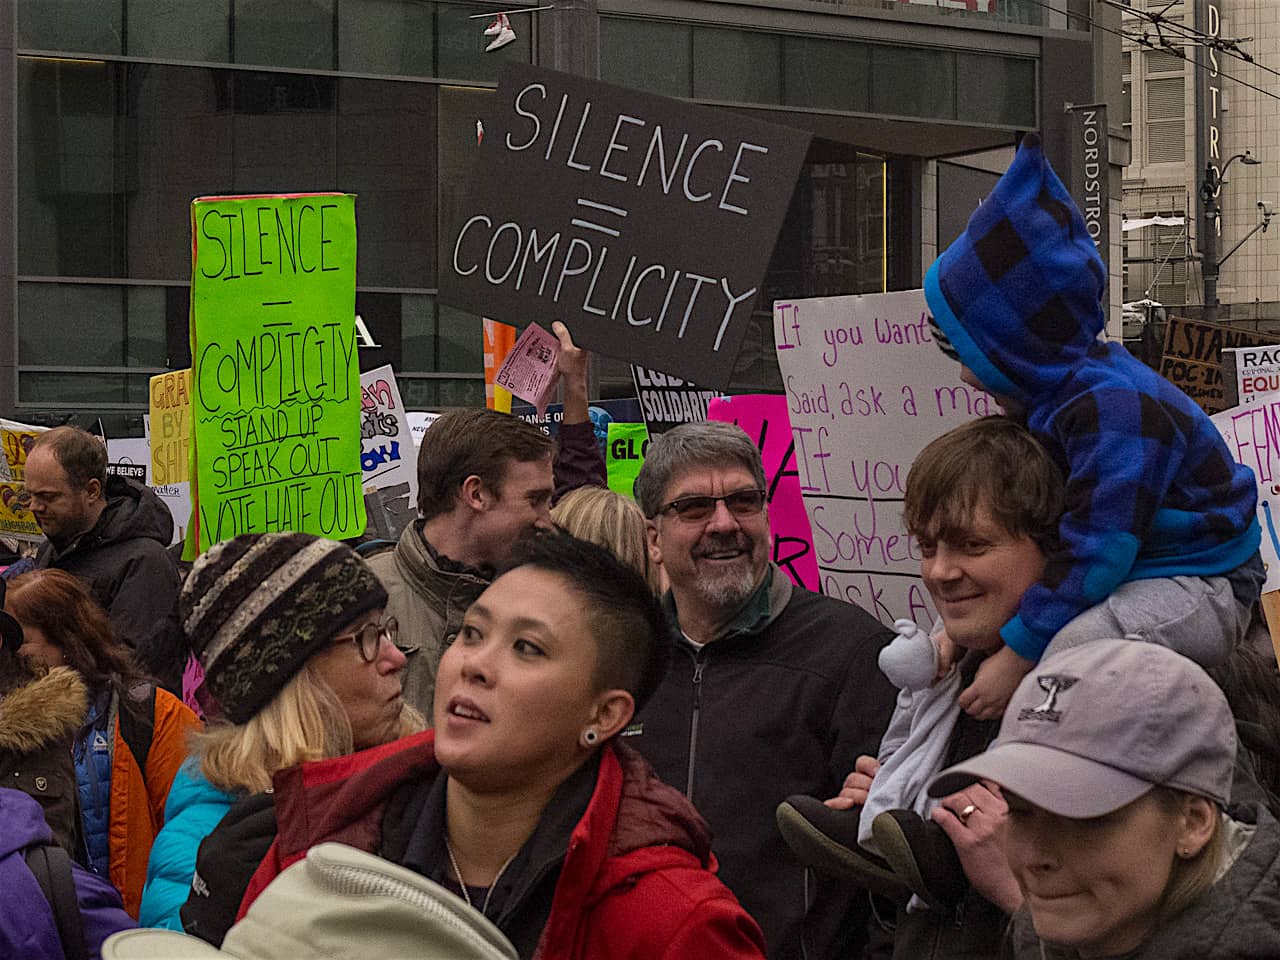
[106,686,200,917]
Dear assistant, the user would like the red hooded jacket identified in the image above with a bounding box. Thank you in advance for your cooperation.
[240,731,765,959]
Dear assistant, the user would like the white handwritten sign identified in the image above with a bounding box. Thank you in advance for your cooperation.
[1212,394,1280,592]
[359,365,417,506]
[773,290,997,625]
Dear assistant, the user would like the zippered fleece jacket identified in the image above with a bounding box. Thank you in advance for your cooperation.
[632,568,897,960]
[925,135,1261,662]
[238,732,766,960]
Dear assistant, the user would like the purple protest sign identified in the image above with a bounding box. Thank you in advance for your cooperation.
[708,394,820,592]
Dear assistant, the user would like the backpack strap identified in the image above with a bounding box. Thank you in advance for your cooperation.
[25,842,89,960]
[118,683,157,775]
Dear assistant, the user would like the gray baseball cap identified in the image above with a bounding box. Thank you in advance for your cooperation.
[928,639,1236,818]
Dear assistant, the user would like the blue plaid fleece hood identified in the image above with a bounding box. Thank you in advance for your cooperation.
[923,136,1261,662]
[924,134,1106,404]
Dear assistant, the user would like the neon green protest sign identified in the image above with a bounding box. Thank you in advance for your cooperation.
[606,422,650,500]
[189,193,365,554]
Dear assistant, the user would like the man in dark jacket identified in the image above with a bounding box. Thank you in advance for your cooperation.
[631,421,898,960]
[25,427,186,692]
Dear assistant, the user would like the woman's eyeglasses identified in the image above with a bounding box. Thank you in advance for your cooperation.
[659,489,767,523]
[333,616,399,663]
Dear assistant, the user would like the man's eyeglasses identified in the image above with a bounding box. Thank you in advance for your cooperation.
[333,616,399,663]
[659,489,767,523]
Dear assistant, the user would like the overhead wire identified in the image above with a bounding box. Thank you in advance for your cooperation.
[1095,0,1280,84]
[1018,0,1280,105]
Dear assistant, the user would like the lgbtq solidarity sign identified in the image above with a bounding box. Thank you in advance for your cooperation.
[189,193,365,553]
[440,65,810,390]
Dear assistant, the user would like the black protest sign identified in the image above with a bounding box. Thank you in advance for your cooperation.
[632,365,720,436]
[106,462,147,483]
[439,64,811,390]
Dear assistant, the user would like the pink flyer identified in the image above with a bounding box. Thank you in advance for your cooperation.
[495,322,560,415]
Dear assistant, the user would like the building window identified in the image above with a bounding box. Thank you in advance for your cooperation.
[15,49,486,416]
[1144,60,1185,165]
[1126,212,1188,307]
[600,17,1035,128]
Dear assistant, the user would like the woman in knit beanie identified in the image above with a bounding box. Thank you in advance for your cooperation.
[139,532,424,937]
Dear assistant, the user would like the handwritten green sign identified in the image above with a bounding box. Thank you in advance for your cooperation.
[606,422,649,500]
[189,193,364,554]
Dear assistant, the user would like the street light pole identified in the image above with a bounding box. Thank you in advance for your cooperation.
[1201,151,1261,323]
[1202,165,1219,322]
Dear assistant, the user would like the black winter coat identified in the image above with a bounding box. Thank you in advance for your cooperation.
[36,476,186,693]
[0,667,87,855]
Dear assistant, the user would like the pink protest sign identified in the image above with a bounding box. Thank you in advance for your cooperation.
[708,394,821,592]
[495,322,560,415]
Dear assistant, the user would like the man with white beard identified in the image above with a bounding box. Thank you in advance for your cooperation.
[631,421,896,960]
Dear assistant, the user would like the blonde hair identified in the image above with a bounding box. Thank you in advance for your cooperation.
[1025,788,1227,959]
[192,661,424,794]
[552,486,662,594]
[1152,788,1226,921]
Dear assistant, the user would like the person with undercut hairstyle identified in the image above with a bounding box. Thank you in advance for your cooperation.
[242,531,766,960]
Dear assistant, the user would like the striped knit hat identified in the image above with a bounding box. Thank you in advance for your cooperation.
[180,533,388,723]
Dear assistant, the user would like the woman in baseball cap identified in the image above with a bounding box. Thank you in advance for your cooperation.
[927,639,1280,959]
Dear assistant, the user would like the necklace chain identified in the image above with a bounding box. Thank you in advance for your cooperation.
[444,834,516,918]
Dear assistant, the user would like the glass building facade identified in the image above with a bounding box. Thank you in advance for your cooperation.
[1,0,1088,425]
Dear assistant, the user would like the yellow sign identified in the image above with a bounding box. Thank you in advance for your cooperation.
[0,423,45,539]
[150,369,192,485]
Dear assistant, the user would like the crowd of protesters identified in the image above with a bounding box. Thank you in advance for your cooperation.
[2,137,1279,960]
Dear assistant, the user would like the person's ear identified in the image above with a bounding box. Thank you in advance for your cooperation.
[646,519,663,567]
[460,474,488,513]
[84,478,103,503]
[1175,795,1218,858]
[586,689,635,744]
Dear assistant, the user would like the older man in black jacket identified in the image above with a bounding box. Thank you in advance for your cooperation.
[631,421,896,960]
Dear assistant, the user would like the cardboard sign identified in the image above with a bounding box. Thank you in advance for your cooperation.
[773,291,996,626]
[1161,317,1269,413]
[606,422,649,499]
[189,193,365,553]
[439,64,811,389]
[0,420,46,541]
[708,394,820,592]
[360,365,418,507]
[631,365,720,436]
[1213,393,1280,593]
[1224,345,1280,407]
[150,369,192,485]
[363,481,416,542]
